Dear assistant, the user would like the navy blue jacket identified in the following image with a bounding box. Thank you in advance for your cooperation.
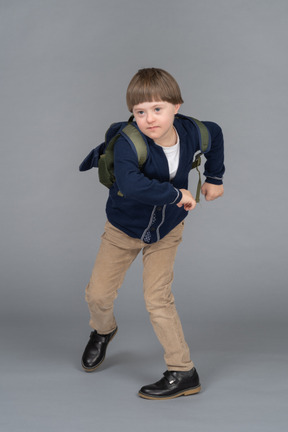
[106,115,225,243]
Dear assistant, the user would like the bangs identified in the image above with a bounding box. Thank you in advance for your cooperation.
[128,86,170,109]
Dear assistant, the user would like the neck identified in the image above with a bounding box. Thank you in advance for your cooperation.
[155,127,177,147]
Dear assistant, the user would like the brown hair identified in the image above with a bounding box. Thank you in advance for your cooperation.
[126,68,184,112]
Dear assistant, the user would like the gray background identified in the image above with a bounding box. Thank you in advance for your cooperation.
[1,0,287,431]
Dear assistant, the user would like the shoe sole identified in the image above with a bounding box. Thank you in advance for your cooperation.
[138,385,201,400]
[81,327,118,372]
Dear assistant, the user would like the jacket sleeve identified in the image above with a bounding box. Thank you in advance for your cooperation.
[202,122,225,185]
[113,137,182,206]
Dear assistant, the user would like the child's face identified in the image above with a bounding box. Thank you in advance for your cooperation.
[132,101,181,147]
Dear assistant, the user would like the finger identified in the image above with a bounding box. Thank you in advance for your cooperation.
[185,201,196,211]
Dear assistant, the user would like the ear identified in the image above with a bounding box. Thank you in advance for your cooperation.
[174,104,181,114]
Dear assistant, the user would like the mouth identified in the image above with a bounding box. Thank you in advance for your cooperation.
[147,126,159,131]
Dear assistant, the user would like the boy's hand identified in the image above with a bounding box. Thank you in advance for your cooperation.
[201,182,224,201]
[177,189,197,211]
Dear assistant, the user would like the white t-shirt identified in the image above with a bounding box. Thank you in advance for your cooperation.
[158,128,180,180]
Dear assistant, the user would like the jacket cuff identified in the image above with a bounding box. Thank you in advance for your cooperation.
[170,188,182,204]
[205,177,223,186]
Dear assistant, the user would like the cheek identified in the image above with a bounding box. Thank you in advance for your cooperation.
[135,118,145,131]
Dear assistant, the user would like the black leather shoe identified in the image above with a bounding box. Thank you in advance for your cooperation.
[138,367,201,400]
[81,327,118,372]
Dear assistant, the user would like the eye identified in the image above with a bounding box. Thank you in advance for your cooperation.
[155,107,161,112]
[137,110,144,115]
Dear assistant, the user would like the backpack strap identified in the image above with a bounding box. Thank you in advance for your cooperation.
[175,113,211,153]
[121,123,148,168]
[189,117,210,202]
[111,122,148,197]
[192,153,202,203]
[175,114,211,203]
[189,117,210,153]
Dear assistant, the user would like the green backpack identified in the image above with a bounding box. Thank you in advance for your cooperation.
[79,114,211,202]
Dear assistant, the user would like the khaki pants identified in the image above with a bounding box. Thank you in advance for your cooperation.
[85,221,194,371]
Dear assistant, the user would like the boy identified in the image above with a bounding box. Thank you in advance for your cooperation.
[81,68,224,399]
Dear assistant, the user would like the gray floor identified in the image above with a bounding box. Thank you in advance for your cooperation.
[1,316,287,432]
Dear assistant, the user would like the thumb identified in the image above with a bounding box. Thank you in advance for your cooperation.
[201,185,207,196]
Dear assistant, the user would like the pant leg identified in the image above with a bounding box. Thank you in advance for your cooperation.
[85,221,141,334]
[142,222,194,371]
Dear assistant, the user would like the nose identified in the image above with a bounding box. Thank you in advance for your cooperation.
[146,111,155,124]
